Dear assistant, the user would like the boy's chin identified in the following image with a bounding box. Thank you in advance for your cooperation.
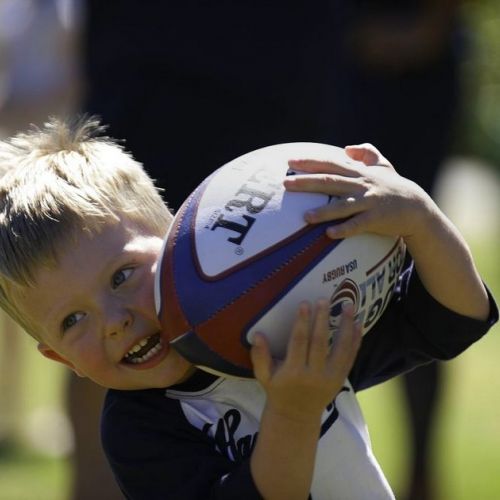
[113,349,196,390]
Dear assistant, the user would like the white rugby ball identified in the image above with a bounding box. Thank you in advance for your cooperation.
[156,143,405,377]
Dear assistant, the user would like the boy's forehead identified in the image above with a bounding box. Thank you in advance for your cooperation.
[57,219,163,268]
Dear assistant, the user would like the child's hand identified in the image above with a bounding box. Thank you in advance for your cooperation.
[284,143,490,323]
[249,300,361,498]
[251,300,361,423]
[285,143,433,241]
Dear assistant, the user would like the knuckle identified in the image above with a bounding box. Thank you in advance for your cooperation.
[320,174,335,187]
[291,327,309,343]
[311,332,328,350]
[345,217,360,232]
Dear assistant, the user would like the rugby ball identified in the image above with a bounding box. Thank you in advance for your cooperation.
[155,143,405,378]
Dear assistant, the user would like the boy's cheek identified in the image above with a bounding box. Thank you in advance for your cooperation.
[37,343,86,377]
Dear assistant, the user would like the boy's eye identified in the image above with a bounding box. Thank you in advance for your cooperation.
[112,268,133,289]
[62,312,84,332]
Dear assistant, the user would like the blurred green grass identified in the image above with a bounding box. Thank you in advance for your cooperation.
[0,450,71,500]
[0,334,70,500]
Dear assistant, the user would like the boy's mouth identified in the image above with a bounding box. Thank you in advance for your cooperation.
[122,333,163,364]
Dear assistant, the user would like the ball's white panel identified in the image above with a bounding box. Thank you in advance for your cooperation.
[246,234,405,359]
[194,143,357,278]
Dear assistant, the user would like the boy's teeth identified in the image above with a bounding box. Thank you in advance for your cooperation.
[128,337,152,355]
[129,344,142,355]
[124,334,162,364]
[129,341,163,364]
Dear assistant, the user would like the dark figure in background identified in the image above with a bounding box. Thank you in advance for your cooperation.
[79,2,463,499]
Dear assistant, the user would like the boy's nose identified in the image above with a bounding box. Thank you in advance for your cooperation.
[105,308,133,338]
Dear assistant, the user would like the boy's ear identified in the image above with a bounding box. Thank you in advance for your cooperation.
[37,343,86,377]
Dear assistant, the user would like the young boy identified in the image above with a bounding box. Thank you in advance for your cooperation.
[0,117,496,500]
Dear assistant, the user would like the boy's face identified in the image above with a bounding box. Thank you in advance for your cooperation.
[14,219,195,390]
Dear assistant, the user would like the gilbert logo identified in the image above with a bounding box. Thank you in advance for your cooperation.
[210,168,281,246]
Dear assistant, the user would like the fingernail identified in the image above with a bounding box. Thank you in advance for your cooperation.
[326,227,338,238]
[317,298,328,309]
[305,210,316,222]
[299,301,311,315]
[253,333,264,346]
[342,302,354,314]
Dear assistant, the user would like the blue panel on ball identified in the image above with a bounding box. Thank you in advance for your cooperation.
[171,182,342,326]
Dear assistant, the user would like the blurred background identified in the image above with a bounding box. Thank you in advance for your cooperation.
[0,1,498,499]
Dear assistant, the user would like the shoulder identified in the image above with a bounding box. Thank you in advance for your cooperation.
[99,376,263,499]
[101,388,194,457]
[102,369,222,423]
[102,387,182,424]
[101,371,222,458]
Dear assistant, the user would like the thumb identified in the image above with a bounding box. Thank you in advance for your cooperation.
[345,143,385,166]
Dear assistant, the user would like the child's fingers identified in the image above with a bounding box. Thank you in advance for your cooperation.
[288,159,360,177]
[345,144,393,170]
[307,299,331,367]
[284,173,360,197]
[283,302,312,367]
[250,333,273,384]
[304,195,366,225]
[327,305,362,376]
[344,144,380,165]
[325,211,376,239]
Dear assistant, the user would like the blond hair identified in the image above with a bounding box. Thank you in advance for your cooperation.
[0,115,172,332]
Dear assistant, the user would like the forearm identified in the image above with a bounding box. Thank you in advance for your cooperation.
[250,405,321,500]
[404,196,489,321]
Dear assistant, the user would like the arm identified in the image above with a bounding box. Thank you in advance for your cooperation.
[402,198,489,320]
[249,301,361,500]
[285,144,490,322]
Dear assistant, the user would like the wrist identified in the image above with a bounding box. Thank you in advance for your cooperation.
[402,187,440,246]
[263,401,324,430]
